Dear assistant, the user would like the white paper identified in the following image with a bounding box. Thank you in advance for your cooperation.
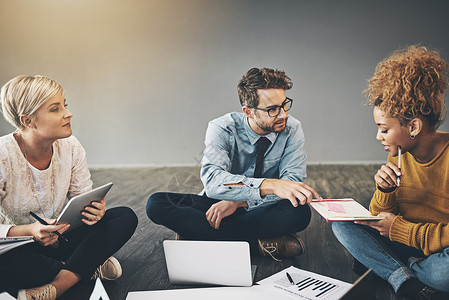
[257,266,352,300]
[0,292,16,300]
[89,278,110,300]
[126,285,291,300]
[0,238,34,256]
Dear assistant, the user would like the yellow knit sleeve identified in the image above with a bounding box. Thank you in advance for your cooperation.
[390,216,449,256]
[369,187,398,216]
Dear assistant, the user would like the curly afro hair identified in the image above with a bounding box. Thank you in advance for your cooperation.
[366,45,449,130]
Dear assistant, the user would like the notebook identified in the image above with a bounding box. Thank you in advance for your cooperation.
[309,198,384,222]
[163,240,255,287]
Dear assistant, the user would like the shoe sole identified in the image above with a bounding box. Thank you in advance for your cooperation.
[104,256,122,280]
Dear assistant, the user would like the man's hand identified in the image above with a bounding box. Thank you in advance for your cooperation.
[354,212,396,237]
[260,179,322,206]
[205,200,247,229]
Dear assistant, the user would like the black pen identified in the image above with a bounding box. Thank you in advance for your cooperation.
[286,272,295,285]
[29,211,69,242]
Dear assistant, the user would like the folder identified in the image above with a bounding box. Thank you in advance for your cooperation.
[309,198,384,222]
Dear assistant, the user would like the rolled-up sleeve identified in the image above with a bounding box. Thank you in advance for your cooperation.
[247,123,307,209]
[201,122,264,204]
[200,117,307,211]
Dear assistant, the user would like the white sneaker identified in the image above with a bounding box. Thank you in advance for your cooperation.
[17,283,56,300]
[91,256,122,281]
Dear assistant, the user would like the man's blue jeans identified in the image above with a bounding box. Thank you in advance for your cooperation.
[146,192,311,248]
[332,221,449,293]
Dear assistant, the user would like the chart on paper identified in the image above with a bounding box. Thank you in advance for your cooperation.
[257,266,352,300]
[283,274,347,299]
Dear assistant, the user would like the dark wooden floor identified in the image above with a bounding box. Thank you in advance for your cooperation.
[57,165,412,300]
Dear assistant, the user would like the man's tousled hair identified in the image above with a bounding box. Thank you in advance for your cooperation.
[238,67,292,107]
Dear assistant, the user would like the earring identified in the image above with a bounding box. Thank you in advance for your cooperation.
[410,133,415,139]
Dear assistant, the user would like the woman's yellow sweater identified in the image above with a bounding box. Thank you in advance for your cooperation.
[370,140,449,256]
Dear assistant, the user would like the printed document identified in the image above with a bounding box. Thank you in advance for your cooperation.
[257,266,352,300]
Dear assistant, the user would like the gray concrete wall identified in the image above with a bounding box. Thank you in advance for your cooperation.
[1,0,448,167]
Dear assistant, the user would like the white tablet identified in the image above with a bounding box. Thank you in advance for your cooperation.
[57,182,113,231]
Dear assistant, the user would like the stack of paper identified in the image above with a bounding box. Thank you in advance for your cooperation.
[0,236,34,256]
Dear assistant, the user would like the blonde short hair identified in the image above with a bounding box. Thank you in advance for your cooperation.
[1,75,64,129]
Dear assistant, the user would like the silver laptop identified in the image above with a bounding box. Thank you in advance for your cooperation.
[163,240,255,287]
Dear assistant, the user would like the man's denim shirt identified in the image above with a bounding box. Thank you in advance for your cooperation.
[200,112,307,211]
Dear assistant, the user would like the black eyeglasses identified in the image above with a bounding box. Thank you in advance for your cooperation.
[249,98,293,117]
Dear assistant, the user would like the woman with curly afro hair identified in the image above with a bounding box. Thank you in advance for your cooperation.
[333,45,449,300]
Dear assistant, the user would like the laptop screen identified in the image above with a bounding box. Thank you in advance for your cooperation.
[163,240,253,287]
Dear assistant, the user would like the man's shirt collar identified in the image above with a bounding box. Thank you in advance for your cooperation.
[244,115,278,145]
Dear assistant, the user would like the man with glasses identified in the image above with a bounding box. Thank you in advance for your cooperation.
[147,67,321,260]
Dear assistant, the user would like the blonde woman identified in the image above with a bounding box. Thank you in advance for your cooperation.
[0,75,137,299]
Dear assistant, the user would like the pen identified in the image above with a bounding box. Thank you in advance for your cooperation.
[397,146,402,186]
[29,211,69,242]
[286,272,295,285]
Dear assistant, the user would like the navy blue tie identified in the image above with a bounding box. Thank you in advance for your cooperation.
[254,137,270,178]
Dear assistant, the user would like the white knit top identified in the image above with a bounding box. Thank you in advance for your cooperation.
[0,133,93,237]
